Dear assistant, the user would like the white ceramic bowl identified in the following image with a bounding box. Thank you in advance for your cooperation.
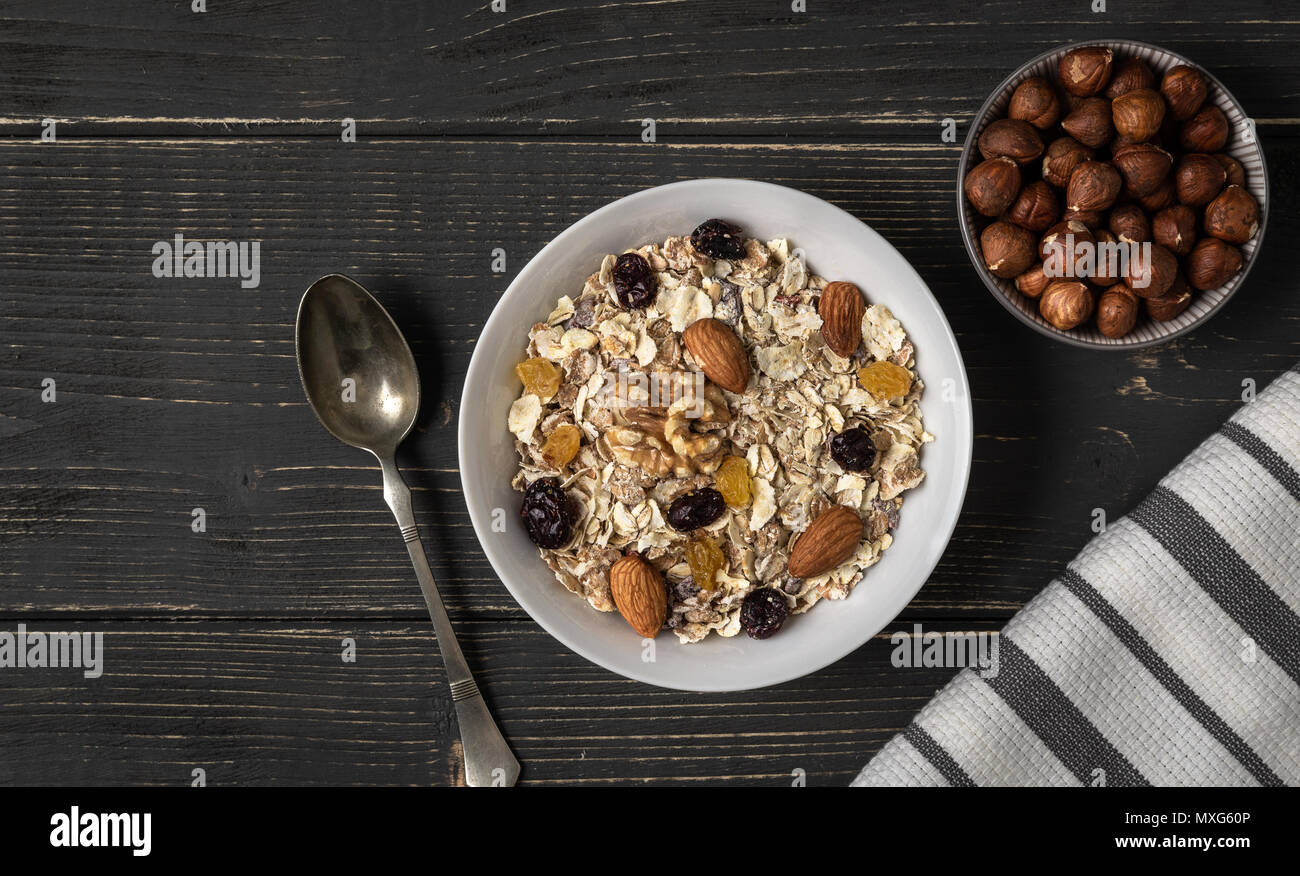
[459,179,972,691]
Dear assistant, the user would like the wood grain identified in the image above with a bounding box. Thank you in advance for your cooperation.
[2,138,1296,620]
[0,620,1001,785]
[0,1,1296,136]
[1,2,1298,786]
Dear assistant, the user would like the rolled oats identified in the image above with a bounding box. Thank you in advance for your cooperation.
[509,228,931,643]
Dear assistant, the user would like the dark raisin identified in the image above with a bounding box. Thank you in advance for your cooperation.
[740,588,789,639]
[665,488,726,532]
[520,477,575,549]
[830,427,877,473]
[689,219,747,261]
[612,252,656,309]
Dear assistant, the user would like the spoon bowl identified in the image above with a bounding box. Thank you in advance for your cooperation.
[295,274,420,456]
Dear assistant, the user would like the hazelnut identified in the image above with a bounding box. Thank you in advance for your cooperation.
[1066,160,1122,212]
[1007,180,1061,232]
[1039,280,1095,330]
[1058,90,1088,115]
[1152,204,1197,256]
[1180,105,1230,152]
[1109,203,1150,244]
[1111,131,1164,156]
[979,118,1045,165]
[1211,153,1246,188]
[1015,263,1052,299]
[1090,229,1123,287]
[1160,65,1208,121]
[1058,46,1114,97]
[1063,208,1105,229]
[1185,237,1243,290]
[1136,175,1178,212]
[1106,57,1155,100]
[964,156,1022,217]
[1039,219,1094,276]
[1112,142,1172,197]
[1145,273,1193,321]
[964,51,1255,334]
[1204,185,1260,245]
[1112,88,1165,142]
[1008,77,1061,130]
[1124,242,1178,298]
[1097,283,1140,337]
[980,220,1037,278]
[1042,136,1095,188]
[1062,97,1115,149]
[1174,153,1226,206]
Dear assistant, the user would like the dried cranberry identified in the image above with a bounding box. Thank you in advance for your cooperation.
[665,488,725,532]
[830,427,876,473]
[612,252,656,309]
[520,477,575,549]
[689,219,747,261]
[740,588,789,639]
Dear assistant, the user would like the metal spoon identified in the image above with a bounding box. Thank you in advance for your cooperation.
[295,273,519,787]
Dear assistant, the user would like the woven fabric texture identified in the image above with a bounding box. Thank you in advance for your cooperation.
[854,364,1300,787]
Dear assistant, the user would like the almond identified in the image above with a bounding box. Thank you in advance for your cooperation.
[609,552,667,639]
[817,281,866,357]
[787,505,863,579]
[682,317,750,393]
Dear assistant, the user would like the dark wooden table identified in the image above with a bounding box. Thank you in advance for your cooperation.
[1,1,1297,786]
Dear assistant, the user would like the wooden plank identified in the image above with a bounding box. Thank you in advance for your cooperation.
[0,620,1001,785]
[0,1,1297,135]
[2,138,1296,618]
[2,3,1297,789]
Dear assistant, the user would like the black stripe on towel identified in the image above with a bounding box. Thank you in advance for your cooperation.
[982,634,1149,785]
[1222,421,1300,503]
[983,637,1149,786]
[1132,486,1300,687]
[902,724,976,787]
[1061,568,1283,787]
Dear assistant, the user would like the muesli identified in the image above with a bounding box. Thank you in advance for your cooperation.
[508,219,932,643]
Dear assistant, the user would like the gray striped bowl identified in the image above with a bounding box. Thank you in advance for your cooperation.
[958,40,1269,350]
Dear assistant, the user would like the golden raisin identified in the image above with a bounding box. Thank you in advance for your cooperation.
[715,455,752,508]
[858,360,913,401]
[541,424,581,468]
[516,357,561,400]
[685,537,726,591]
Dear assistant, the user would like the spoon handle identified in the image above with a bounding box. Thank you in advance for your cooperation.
[379,456,521,787]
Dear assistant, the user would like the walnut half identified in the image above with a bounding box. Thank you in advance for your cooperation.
[607,385,729,477]
[607,426,693,478]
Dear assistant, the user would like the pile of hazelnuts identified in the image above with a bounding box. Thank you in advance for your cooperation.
[963,46,1260,339]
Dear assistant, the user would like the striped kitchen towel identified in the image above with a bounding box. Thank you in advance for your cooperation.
[854,364,1300,787]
